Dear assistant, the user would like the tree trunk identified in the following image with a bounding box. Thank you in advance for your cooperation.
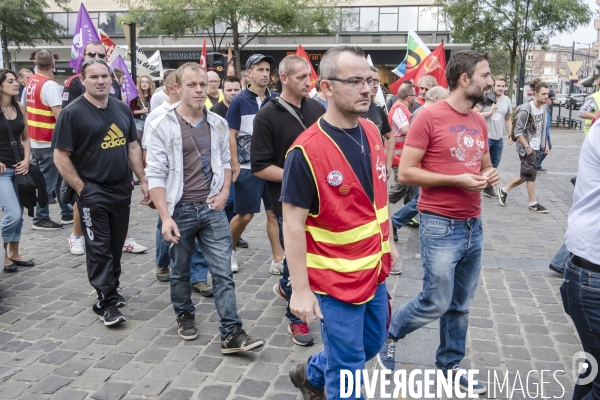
[232,21,242,74]
[507,39,518,100]
[1,28,9,69]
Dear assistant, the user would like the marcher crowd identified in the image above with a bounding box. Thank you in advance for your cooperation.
[0,42,598,400]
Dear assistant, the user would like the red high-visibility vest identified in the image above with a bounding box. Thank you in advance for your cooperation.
[25,74,56,143]
[289,117,391,304]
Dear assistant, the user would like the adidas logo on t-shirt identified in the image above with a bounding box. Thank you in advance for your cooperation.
[102,124,127,149]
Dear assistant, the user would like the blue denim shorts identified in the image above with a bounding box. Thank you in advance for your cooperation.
[233,169,273,214]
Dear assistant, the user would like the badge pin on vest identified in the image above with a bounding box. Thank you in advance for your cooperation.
[327,171,343,187]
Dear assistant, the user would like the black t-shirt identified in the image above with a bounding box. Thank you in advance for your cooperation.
[207,94,220,107]
[62,75,122,108]
[52,96,137,184]
[361,102,391,138]
[210,101,229,120]
[280,119,373,215]
[251,97,326,216]
[0,108,25,166]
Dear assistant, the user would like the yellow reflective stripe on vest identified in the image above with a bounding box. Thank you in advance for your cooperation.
[28,107,54,117]
[28,120,55,129]
[307,252,382,273]
[306,220,379,245]
[583,92,600,133]
[382,240,390,253]
[376,205,388,224]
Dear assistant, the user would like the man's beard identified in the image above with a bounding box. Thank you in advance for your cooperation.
[190,102,204,112]
[465,83,487,104]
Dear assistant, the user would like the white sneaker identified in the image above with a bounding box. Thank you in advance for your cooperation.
[122,238,148,253]
[69,233,85,255]
[231,250,239,273]
[269,258,284,275]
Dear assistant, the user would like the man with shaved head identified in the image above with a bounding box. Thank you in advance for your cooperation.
[205,71,224,109]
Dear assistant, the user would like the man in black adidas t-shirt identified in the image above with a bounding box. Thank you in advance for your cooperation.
[53,59,149,327]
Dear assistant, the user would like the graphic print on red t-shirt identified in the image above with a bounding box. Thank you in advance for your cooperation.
[404,101,489,220]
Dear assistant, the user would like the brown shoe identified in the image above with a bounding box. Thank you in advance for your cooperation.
[289,362,325,400]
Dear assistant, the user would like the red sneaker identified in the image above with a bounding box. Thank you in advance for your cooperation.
[288,323,315,346]
[272,283,289,302]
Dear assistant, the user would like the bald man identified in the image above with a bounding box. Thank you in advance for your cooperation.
[206,71,224,109]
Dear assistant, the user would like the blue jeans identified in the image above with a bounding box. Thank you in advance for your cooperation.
[169,202,241,338]
[560,258,600,399]
[550,243,570,275]
[388,213,483,371]
[537,134,552,169]
[391,188,419,229]
[306,283,389,399]
[31,147,72,223]
[488,138,503,169]
[225,179,235,222]
[276,216,302,325]
[155,217,209,283]
[0,169,24,243]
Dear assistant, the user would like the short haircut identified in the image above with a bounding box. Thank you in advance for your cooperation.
[81,59,110,78]
[239,70,247,80]
[398,83,414,99]
[425,86,449,102]
[83,41,104,54]
[162,69,174,82]
[494,75,507,85]
[164,69,177,86]
[279,55,310,76]
[222,76,241,86]
[417,75,437,87]
[319,45,365,80]
[113,68,124,79]
[18,68,32,79]
[370,66,379,73]
[175,62,206,86]
[35,50,54,70]
[529,78,549,93]
[446,50,491,91]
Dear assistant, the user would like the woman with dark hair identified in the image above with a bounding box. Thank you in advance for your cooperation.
[0,69,34,272]
[129,75,155,133]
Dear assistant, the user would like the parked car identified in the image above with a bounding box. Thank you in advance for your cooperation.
[554,94,568,107]
[567,94,586,110]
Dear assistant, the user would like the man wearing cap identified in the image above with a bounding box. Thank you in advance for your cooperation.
[227,54,284,274]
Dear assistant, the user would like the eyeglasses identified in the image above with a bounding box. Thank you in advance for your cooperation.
[85,52,106,59]
[327,77,374,89]
[372,78,380,85]
[418,86,429,92]
[208,80,221,84]
[81,58,109,75]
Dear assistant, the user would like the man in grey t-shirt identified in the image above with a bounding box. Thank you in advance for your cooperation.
[474,75,512,198]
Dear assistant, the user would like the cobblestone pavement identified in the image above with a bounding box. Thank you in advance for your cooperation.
[0,130,585,399]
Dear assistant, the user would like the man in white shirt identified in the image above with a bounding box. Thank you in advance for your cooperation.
[150,70,174,111]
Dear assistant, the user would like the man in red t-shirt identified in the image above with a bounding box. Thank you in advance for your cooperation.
[377,50,498,396]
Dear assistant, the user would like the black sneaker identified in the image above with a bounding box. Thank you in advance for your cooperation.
[191,281,213,297]
[482,187,497,198]
[100,304,126,326]
[60,215,74,224]
[289,362,325,400]
[236,237,249,249]
[92,302,104,316]
[498,188,508,207]
[116,293,126,308]
[393,227,398,243]
[156,265,170,282]
[221,327,265,354]
[32,219,63,230]
[529,203,549,213]
[176,311,198,340]
[537,167,547,172]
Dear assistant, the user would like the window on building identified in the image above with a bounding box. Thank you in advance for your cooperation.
[379,7,398,32]
[341,8,359,32]
[67,13,78,36]
[526,54,534,61]
[53,13,68,35]
[360,8,379,32]
[418,7,438,31]
[561,54,568,62]
[398,6,418,31]
[544,53,556,62]
[543,67,556,75]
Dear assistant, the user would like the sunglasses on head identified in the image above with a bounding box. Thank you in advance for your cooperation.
[85,51,106,59]
[81,58,110,74]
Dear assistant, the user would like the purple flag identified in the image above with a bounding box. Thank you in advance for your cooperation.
[111,55,139,103]
[70,3,102,72]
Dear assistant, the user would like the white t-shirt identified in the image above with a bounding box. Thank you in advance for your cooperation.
[150,89,168,111]
[529,101,544,151]
[22,80,64,149]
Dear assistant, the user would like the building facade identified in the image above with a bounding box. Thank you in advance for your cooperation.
[7,0,470,86]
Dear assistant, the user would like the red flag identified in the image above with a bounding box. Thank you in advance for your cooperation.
[295,45,318,93]
[226,45,235,76]
[389,43,448,96]
[200,37,207,70]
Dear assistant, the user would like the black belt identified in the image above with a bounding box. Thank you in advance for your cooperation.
[572,255,600,274]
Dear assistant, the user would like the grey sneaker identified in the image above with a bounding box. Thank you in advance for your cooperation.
[221,327,265,354]
[32,219,63,230]
[191,281,213,297]
[529,203,549,213]
[269,259,284,275]
[176,311,198,340]
[156,265,170,282]
[482,186,497,198]
[498,188,508,206]
[390,262,402,275]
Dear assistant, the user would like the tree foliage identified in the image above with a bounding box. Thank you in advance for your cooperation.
[0,0,69,65]
[124,0,339,72]
[436,0,591,98]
